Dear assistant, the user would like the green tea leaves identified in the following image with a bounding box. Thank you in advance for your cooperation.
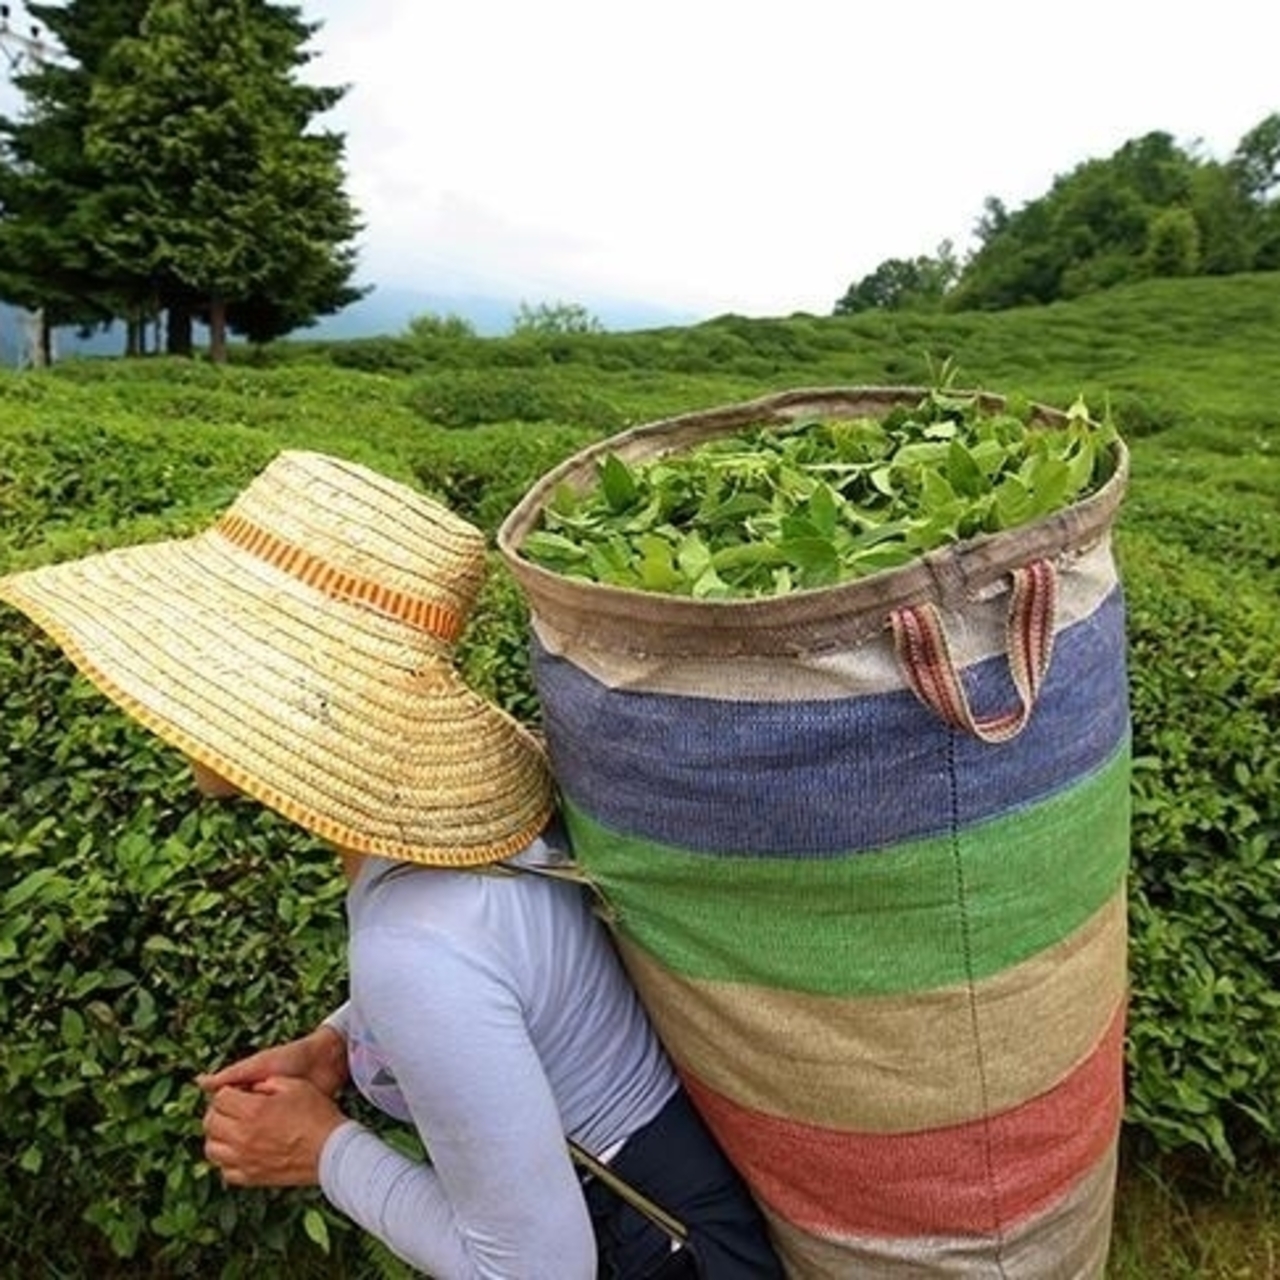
[523,390,1119,598]
[599,453,638,510]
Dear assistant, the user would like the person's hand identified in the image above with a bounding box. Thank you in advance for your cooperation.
[202,1076,347,1187]
[196,1024,348,1098]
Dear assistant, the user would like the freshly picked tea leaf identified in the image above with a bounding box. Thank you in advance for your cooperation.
[522,389,1118,598]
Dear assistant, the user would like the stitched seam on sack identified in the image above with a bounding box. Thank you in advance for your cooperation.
[949,726,1011,1273]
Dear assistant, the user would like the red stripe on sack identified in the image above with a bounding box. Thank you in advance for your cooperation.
[1004,572,1029,702]
[1014,567,1034,690]
[682,1003,1126,1239]
[214,512,463,642]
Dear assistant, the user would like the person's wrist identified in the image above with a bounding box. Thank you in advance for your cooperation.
[310,1023,349,1094]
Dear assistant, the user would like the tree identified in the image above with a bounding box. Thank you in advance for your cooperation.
[407,311,477,340]
[1225,112,1280,270]
[946,124,1280,311]
[1143,207,1202,278]
[1188,162,1256,275]
[0,0,153,357]
[69,0,362,360]
[947,197,1062,310]
[1230,112,1280,202]
[974,196,1010,245]
[0,0,362,358]
[511,300,604,335]
[834,242,959,314]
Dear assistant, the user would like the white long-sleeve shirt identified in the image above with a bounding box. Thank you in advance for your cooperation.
[318,836,678,1279]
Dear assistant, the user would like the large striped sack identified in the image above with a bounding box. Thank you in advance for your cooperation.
[498,387,1131,1278]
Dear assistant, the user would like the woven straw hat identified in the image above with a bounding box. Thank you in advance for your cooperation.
[0,450,554,866]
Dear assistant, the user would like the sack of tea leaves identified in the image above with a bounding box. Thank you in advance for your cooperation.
[500,386,1131,1278]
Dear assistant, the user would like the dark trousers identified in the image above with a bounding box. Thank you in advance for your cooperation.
[583,1087,786,1280]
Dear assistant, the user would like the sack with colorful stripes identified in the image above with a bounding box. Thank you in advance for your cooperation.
[498,387,1131,1278]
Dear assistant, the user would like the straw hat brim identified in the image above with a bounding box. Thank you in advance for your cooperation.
[0,527,554,867]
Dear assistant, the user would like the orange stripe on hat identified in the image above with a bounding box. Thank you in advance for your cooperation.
[215,511,464,643]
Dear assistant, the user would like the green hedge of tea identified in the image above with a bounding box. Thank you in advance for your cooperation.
[1119,531,1280,1167]
[0,322,1276,1273]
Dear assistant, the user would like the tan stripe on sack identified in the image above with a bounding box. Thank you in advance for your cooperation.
[531,538,1118,699]
[617,888,1127,1132]
[762,1139,1117,1279]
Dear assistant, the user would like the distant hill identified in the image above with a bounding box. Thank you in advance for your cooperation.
[298,285,699,339]
[1,285,700,364]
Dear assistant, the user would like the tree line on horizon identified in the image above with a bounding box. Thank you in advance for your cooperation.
[834,116,1280,316]
[2,4,1277,363]
[0,0,362,364]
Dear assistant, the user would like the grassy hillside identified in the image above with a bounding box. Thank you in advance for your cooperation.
[0,272,1277,1277]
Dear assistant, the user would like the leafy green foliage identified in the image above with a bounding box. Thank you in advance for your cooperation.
[457,562,542,727]
[0,273,1276,1272]
[834,241,960,314]
[948,122,1280,312]
[2,0,363,359]
[522,390,1118,597]
[405,311,478,342]
[324,336,435,375]
[407,419,599,534]
[1119,531,1280,1168]
[0,621,358,1275]
[511,300,604,335]
[404,367,626,434]
[0,0,152,338]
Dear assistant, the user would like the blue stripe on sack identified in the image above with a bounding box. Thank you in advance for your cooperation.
[535,586,1128,858]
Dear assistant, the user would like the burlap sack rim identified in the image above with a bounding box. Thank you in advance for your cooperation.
[497,386,1129,658]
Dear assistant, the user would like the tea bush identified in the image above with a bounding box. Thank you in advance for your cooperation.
[403,366,627,432]
[1118,529,1280,1167]
[1,276,1278,1270]
[0,618,359,1275]
[406,419,600,533]
[325,336,431,374]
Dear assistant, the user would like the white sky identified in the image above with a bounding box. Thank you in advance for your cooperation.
[6,1,1279,321]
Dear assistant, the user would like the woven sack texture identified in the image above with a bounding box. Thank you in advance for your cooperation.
[499,387,1131,1278]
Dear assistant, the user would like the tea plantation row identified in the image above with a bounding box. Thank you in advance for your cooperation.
[0,284,1276,1274]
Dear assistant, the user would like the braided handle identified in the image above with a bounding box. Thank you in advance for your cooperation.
[890,559,1058,744]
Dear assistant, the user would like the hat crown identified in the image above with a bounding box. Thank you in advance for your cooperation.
[220,451,488,643]
[0,449,554,866]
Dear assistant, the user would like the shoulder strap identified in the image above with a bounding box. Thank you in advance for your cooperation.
[479,859,594,887]
[566,1139,689,1246]
[477,859,618,926]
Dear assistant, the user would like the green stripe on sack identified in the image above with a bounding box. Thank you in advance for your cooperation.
[565,741,1130,997]
[617,891,1128,1132]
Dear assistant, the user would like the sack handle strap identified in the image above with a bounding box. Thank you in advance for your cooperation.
[567,1138,690,1246]
[889,558,1058,744]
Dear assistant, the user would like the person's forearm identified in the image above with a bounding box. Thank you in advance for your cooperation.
[320,1123,595,1280]
[321,1122,477,1277]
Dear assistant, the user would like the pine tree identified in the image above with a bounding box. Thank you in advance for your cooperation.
[0,1,152,358]
[83,0,363,360]
[0,0,363,359]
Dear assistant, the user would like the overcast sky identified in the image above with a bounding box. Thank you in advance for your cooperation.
[5,0,1277,323]
[293,0,1278,320]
